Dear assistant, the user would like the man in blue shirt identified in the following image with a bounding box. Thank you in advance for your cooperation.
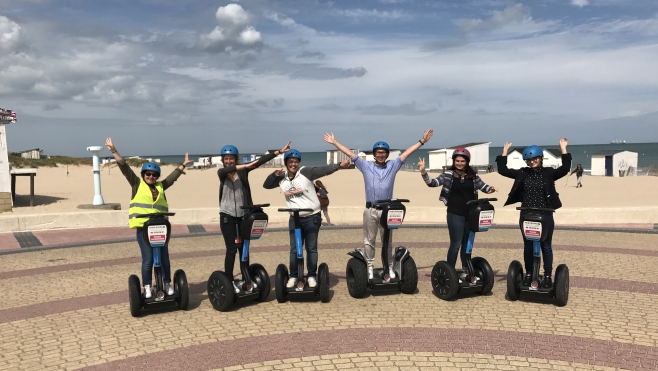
[324,129,433,279]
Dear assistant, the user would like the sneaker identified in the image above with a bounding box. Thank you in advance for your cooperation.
[389,266,396,280]
[542,276,553,289]
[308,277,317,288]
[459,271,468,283]
[286,277,297,288]
[232,281,241,294]
[143,285,152,299]
[522,274,532,286]
[165,283,174,296]
[367,265,374,280]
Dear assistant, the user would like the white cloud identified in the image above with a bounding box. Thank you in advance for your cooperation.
[216,4,251,26]
[460,4,532,34]
[333,8,409,20]
[198,3,263,52]
[571,0,590,8]
[0,16,21,49]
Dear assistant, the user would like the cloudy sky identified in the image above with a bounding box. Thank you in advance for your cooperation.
[1,0,657,156]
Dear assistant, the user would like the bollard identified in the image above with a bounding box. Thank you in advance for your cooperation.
[87,146,105,205]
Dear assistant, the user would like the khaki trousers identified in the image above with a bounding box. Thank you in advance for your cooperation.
[363,207,393,267]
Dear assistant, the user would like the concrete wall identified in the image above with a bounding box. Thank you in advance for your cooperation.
[0,125,9,194]
[1,205,657,232]
[0,192,11,213]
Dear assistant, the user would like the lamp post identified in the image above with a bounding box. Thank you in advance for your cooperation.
[87,146,105,205]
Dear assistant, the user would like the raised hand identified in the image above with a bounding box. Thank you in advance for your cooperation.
[418,157,426,173]
[280,141,291,154]
[323,132,336,145]
[274,168,284,177]
[421,129,433,143]
[559,138,568,153]
[105,137,116,152]
[339,159,351,169]
[183,153,193,167]
[502,142,513,156]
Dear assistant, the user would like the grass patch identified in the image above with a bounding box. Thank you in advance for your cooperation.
[8,153,170,168]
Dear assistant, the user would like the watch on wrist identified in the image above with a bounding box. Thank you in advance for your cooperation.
[418,140,425,145]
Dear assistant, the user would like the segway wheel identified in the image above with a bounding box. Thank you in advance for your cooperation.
[431,261,459,300]
[275,264,289,303]
[249,264,271,302]
[507,260,523,301]
[346,258,367,298]
[554,264,569,307]
[472,257,494,295]
[128,275,142,318]
[399,256,418,294]
[207,271,235,312]
[318,263,330,303]
[174,269,189,310]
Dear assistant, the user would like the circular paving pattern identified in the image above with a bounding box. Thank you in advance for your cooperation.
[0,227,656,370]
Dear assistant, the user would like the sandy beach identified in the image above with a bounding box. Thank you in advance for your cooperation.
[5,163,658,221]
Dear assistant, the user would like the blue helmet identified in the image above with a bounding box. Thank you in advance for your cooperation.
[220,145,239,157]
[522,145,543,160]
[284,149,302,164]
[373,141,390,153]
[141,162,161,174]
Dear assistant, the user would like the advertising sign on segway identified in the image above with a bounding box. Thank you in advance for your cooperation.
[250,219,268,239]
[478,210,494,231]
[523,221,542,241]
[387,209,404,229]
[147,224,167,248]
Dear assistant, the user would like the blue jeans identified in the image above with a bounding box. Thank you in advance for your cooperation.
[289,213,322,277]
[136,228,171,286]
[446,213,470,268]
[520,212,554,276]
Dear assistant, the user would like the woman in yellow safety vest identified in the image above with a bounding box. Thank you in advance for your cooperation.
[106,137,192,299]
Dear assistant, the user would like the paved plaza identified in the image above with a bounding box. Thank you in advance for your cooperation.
[1,226,657,370]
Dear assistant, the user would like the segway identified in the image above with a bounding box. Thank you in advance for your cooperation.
[207,204,271,311]
[346,199,418,298]
[431,198,497,300]
[275,208,330,303]
[506,206,569,306]
[128,213,189,317]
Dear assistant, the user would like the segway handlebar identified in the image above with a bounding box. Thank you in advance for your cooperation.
[466,198,497,206]
[516,206,555,213]
[133,213,176,218]
[278,208,314,213]
[241,203,270,210]
[375,198,409,204]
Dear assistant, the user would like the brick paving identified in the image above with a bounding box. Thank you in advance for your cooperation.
[0,227,656,370]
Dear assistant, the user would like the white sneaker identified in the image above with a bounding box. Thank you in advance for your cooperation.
[286,277,297,288]
[389,266,396,280]
[367,265,374,280]
[143,285,152,299]
[165,283,174,296]
[308,277,317,288]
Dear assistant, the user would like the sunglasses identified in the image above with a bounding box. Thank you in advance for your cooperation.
[144,172,159,178]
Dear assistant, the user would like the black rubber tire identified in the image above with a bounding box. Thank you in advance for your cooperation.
[174,269,189,310]
[554,264,569,307]
[275,264,289,303]
[431,261,459,300]
[207,271,235,312]
[128,275,142,318]
[318,263,330,303]
[249,263,271,302]
[507,260,523,301]
[346,258,367,298]
[399,256,418,294]
[472,257,495,295]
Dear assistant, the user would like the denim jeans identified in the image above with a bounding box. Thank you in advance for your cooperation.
[446,213,470,268]
[136,228,171,286]
[289,213,322,277]
[520,211,554,276]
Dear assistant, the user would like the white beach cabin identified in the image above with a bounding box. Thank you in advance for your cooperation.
[358,149,401,162]
[428,142,490,171]
[591,150,638,177]
[506,148,563,170]
[326,149,360,164]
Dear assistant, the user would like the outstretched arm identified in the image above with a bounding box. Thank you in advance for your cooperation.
[323,133,356,160]
[399,129,433,162]
[553,138,571,180]
[106,137,139,186]
[496,141,521,179]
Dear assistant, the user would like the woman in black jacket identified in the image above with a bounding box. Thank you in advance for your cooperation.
[218,142,291,293]
[496,138,571,288]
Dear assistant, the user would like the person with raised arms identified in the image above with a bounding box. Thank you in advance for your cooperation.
[323,129,433,280]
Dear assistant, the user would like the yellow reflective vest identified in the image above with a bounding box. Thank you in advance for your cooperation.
[128,180,169,229]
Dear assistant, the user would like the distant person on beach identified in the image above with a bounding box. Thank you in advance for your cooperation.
[263,150,350,289]
[417,148,498,279]
[571,164,584,188]
[324,129,434,280]
[218,142,291,293]
[315,180,332,226]
[105,137,193,299]
[497,138,571,289]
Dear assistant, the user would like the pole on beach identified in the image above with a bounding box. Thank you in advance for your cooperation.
[87,146,105,205]
[565,167,572,187]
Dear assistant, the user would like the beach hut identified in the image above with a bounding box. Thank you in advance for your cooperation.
[357,149,401,162]
[505,147,563,170]
[265,150,285,167]
[0,109,17,212]
[428,142,490,171]
[591,150,638,177]
[19,148,44,160]
[326,149,359,164]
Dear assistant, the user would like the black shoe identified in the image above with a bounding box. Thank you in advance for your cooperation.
[542,276,552,289]
[522,274,532,286]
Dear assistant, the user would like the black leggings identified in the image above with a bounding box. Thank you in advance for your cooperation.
[220,214,248,279]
